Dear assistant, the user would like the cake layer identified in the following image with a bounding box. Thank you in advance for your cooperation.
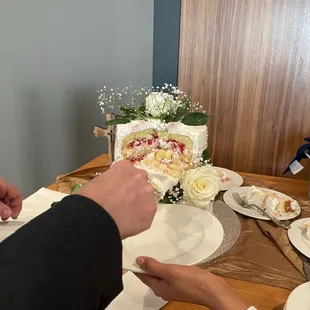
[245,186,299,216]
[114,120,208,162]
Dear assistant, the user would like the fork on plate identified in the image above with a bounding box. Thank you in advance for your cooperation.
[232,192,291,230]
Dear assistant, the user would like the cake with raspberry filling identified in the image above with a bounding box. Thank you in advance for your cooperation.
[114,119,208,199]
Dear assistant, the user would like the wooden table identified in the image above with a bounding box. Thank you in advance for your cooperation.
[49,154,309,310]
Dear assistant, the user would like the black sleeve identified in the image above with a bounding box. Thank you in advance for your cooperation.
[0,195,123,310]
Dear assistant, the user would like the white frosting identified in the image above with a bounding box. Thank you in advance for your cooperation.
[135,163,178,199]
[114,120,208,161]
[245,186,300,216]
[265,196,279,215]
[290,200,299,211]
[166,122,208,158]
[246,186,266,209]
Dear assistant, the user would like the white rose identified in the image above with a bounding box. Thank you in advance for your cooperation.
[145,92,178,117]
[181,166,220,209]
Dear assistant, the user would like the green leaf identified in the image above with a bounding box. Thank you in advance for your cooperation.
[159,184,183,204]
[51,184,82,208]
[181,112,210,126]
[51,201,59,208]
[105,118,131,126]
[71,184,82,194]
[120,106,137,118]
[160,193,173,204]
[201,148,211,162]
[164,98,190,123]
[136,104,147,120]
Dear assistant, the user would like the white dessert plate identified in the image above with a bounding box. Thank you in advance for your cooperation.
[213,167,243,191]
[288,218,310,259]
[284,282,310,310]
[122,204,224,273]
[223,186,301,221]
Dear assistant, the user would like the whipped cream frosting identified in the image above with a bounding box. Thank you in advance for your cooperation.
[135,163,178,200]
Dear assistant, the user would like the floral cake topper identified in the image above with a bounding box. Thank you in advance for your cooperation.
[96,84,220,209]
[97,83,210,126]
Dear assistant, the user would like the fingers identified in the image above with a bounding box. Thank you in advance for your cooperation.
[110,161,150,189]
[132,167,148,183]
[0,178,8,198]
[0,201,12,221]
[135,273,161,287]
[0,178,22,219]
[136,257,168,279]
[7,187,23,219]
[110,160,134,173]
[111,161,151,191]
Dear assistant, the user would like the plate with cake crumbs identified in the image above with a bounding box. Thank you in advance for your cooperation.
[212,167,243,191]
[122,204,224,273]
[223,186,301,221]
[288,218,310,259]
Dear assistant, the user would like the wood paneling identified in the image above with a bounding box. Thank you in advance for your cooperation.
[178,0,310,179]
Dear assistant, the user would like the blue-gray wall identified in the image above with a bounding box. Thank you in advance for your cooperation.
[0,0,154,196]
[153,0,181,87]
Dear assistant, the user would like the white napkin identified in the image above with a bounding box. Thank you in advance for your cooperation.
[0,188,67,241]
[107,272,167,310]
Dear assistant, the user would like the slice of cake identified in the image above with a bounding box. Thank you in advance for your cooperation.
[245,186,299,216]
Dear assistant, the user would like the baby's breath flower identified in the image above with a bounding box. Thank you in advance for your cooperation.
[97,84,208,121]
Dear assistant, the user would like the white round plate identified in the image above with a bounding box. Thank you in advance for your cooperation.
[223,186,301,221]
[284,282,310,310]
[288,218,310,259]
[123,204,224,272]
[213,167,243,191]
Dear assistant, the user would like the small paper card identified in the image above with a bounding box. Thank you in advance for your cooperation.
[289,160,304,175]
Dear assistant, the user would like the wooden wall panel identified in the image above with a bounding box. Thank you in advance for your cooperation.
[178,0,310,179]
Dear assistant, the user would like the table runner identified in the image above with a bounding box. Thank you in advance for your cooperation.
[206,210,307,290]
[55,167,308,290]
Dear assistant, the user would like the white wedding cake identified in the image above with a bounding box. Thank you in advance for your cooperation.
[97,84,220,208]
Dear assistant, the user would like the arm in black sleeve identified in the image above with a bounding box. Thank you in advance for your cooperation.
[0,195,123,310]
